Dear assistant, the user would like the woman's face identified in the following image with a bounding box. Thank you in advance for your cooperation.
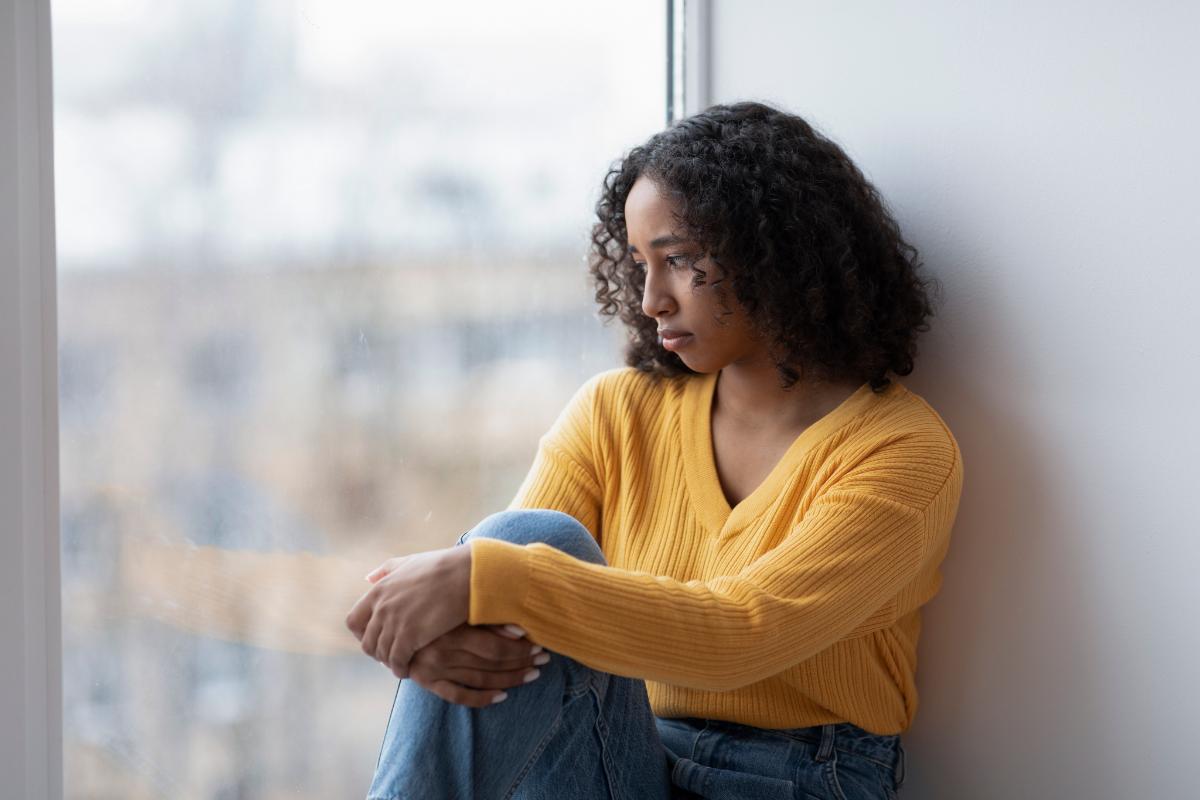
[624,175,766,373]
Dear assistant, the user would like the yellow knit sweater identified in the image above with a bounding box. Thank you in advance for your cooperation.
[467,366,963,734]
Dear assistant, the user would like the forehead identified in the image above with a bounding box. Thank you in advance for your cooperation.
[624,176,680,234]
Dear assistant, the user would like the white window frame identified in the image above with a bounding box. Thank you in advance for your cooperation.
[1,0,62,797]
[668,0,711,123]
[0,1,706,796]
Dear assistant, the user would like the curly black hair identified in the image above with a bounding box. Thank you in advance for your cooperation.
[588,100,941,393]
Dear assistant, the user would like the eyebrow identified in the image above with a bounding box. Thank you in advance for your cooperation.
[627,234,687,254]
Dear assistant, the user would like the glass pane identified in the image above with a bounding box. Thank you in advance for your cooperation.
[52,1,665,796]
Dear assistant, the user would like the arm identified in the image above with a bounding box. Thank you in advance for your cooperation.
[345,373,606,682]
[483,370,961,691]
[468,485,931,691]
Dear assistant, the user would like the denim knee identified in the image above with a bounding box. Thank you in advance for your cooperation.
[458,509,606,566]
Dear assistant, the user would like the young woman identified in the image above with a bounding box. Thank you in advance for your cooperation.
[347,100,964,799]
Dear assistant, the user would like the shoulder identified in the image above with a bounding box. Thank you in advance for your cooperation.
[874,382,961,456]
[574,366,696,438]
[837,380,963,508]
[583,365,690,407]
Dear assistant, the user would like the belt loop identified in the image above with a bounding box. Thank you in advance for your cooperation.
[814,723,836,762]
[895,741,907,787]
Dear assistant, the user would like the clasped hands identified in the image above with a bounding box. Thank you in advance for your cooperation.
[345,544,546,708]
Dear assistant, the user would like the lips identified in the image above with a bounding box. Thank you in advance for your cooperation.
[657,329,694,352]
[657,328,691,338]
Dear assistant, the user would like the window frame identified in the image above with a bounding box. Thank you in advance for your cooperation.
[1,0,62,797]
[668,0,712,123]
[0,1,706,796]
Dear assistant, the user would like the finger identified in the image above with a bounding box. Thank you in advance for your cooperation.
[462,627,543,665]
[409,643,542,691]
[408,642,524,687]
[441,664,542,691]
[423,678,509,709]
[494,624,527,639]
[423,624,528,667]
[345,593,374,639]
[361,613,383,660]
[388,632,411,680]
[439,649,540,673]
[365,557,402,583]
[375,622,394,665]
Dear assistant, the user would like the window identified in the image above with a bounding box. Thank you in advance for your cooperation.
[50,1,668,796]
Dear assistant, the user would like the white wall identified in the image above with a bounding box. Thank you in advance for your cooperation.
[710,3,1199,798]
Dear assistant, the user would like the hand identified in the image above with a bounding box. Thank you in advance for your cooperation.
[345,546,472,678]
[407,622,549,707]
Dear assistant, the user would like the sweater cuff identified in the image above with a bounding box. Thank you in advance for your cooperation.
[468,538,533,626]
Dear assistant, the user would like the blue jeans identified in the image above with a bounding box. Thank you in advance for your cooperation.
[366,509,907,800]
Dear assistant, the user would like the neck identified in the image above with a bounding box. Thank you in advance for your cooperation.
[713,358,863,432]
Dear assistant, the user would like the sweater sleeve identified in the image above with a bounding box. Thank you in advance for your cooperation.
[503,374,604,540]
[470,442,960,692]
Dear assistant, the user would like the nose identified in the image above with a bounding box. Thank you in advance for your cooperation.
[640,261,676,319]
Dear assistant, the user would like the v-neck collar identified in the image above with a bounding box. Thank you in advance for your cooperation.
[680,369,897,536]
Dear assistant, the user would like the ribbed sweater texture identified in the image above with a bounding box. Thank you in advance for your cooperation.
[468,366,963,734]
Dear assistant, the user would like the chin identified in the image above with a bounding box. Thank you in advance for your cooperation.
[676,354,715,374]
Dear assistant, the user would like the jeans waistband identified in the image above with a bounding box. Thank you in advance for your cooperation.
[802,722,905,787]
[704,718,906,785]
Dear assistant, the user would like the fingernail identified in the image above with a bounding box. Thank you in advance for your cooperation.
[522,669,541,683]
[529,644,543,655]
[503,624,526,638]
[532,652,550,666]
[491,692,508,704]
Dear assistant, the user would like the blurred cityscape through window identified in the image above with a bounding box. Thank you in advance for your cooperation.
[53,1,666,796]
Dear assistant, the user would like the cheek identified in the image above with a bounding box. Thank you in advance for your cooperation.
[710,321,760,356]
